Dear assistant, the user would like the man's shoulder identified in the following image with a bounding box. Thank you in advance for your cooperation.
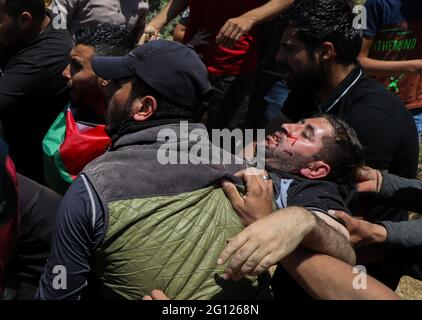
[33,22,72,55]
[365,0,401,12]
[339,76,417,140]
[5,26,71,70]
[288,176,341,194]
[343,75,408,116]
[286,176,351,214]
[58,174,104,230]
[364,0,406,26]
[270,171,349,210]
[61,175,91,204]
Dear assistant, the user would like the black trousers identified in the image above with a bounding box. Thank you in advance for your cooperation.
[206,73,255,131]
[4,174,62,300]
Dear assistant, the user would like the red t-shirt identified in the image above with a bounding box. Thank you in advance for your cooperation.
[185,0,266,77]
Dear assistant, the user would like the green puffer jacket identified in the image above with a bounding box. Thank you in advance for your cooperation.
[83,122,272,300]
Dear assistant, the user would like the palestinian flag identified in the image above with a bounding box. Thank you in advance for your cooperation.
[43,105,110,194]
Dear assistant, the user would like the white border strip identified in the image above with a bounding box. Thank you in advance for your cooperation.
[81,174,97,230]
[324,69,363,112]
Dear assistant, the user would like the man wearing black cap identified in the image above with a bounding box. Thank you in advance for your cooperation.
[36,40,360,300]
[36,40,275,300]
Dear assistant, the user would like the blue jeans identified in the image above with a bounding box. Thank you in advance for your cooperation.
[411,108,422,142]
[207,73,255,130]
[263,80,289,123]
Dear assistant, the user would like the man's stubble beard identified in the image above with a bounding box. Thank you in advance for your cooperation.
[105,97,133,135]
[289,58,329,92]
[265,147,313,175]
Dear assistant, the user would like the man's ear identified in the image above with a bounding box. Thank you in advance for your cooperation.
[300,161,331,180]
[318,41,336,63]
[132,95,157,122]
[18,12,33,29]
[98,78,110,88]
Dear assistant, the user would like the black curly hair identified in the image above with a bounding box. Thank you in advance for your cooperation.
[281,0,362,66]
[315,113,366,184]
[74,24,135,57]
[3,0,45,22]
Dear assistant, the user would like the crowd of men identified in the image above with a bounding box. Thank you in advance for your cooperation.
[0,0,421,300]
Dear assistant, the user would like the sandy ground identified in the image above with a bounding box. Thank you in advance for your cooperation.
[396,276,422,300]
[395,160,422,299]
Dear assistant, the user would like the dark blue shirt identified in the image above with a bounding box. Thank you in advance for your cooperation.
[36,173,349,299]
[36,176,105,300]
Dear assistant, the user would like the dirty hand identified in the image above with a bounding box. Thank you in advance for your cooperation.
[222,168,273,226]
[142,289,170,300]
[216,14,256,48]
[330,210,387,248]
[218,207,316,280]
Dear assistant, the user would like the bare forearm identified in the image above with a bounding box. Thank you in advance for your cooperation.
[359,56,422,76]
[132,13,148,41]
[302,214,356,265]
[148,0,189,31]
[281,247,399,300]
[240,0,294,26]
[275,208,355,265]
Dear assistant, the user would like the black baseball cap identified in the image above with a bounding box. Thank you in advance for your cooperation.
[92,40,212,110]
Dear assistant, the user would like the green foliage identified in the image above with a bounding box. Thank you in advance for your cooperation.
[147,0,179,40]
[149,0,166,12]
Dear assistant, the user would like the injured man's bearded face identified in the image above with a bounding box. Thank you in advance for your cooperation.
[265,117,334,177]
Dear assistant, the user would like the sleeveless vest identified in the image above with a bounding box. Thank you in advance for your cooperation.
[83,123,271,299]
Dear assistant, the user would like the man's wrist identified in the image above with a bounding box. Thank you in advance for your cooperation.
[371,223,387,244]
[416,59,422,73]
[240,12,258,27]
[145,24,160,34]
[404,59,422,73]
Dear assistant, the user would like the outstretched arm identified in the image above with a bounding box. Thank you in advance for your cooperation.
[216,0,294,48]
[356,166,422,213]
[142,249,398,300]
[218,206,355,281]
[131,5,149,43]
[220,169,355,280]
[359,38,422,76]
[140,0,189,43]
[333,166,422,251]
[281,247,399,300]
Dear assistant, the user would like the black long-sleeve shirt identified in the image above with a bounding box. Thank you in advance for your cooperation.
[0,15,72,183]
[377,172,422,250]
[282,66,419,223]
